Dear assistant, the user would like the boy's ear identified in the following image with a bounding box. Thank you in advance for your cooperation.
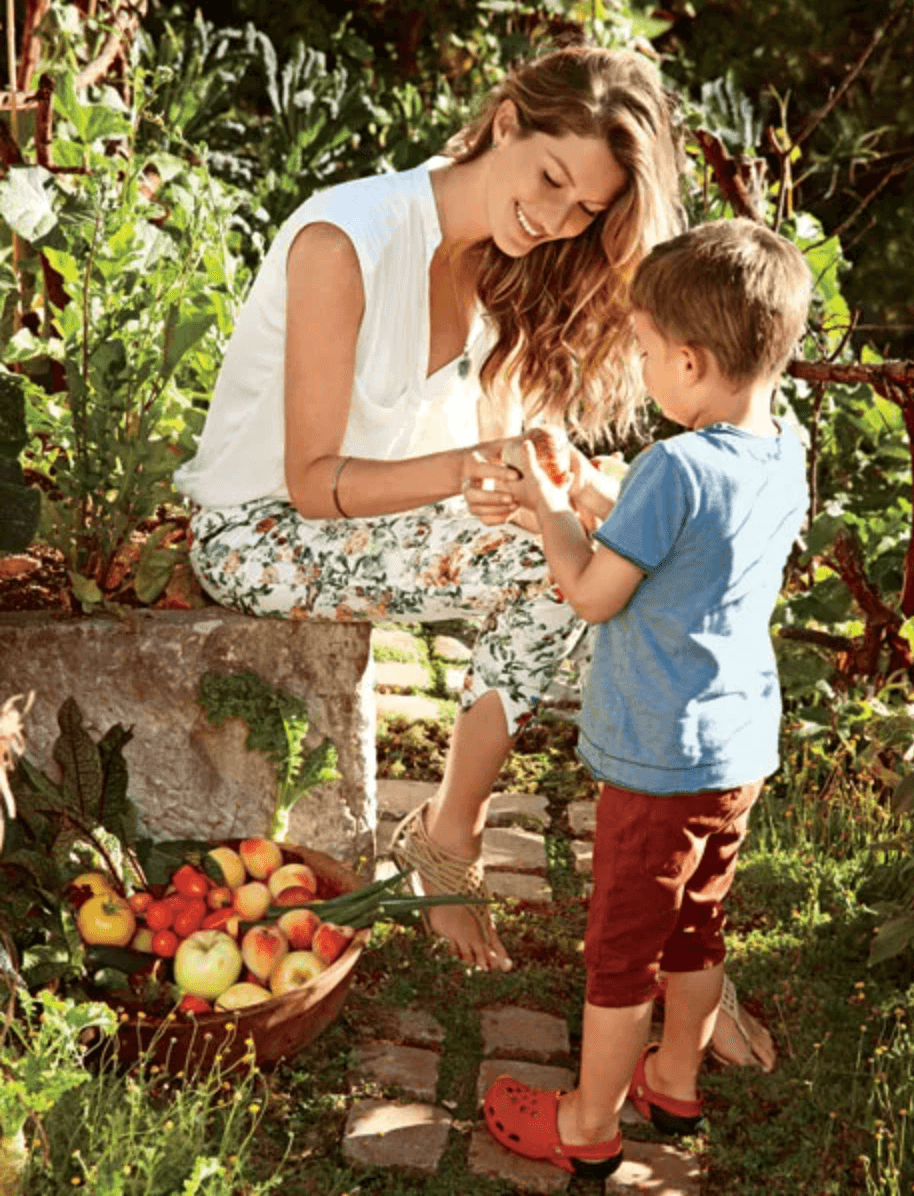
[679,342,709,385]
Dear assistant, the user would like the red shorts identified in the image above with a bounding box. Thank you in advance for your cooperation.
[584,779,763,1008]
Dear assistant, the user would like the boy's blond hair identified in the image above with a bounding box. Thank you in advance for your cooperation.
[630,218,812,383]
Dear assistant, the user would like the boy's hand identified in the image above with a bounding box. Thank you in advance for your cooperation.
[508,440,573,516]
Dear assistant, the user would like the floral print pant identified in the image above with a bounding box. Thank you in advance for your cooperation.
[188,496,589,736]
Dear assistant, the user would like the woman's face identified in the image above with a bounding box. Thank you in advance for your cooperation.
[486,100,627,257]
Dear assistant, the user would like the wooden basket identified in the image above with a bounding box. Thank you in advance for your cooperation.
[103,841,369,1074]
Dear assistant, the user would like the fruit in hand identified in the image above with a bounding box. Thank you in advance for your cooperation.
[239,838,283,880]
[206,846,246,890]
[312,921,356,966]
[215,982,273,1012]
[277,907,321,951]
[173,929,243,1000]
[269,950,326,996]
[267,862,318,900]
[77,893,136,946]
[502,427,571,485]
[241,924,289,984]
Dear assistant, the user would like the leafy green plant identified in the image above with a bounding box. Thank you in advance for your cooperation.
[0,371,40,554]
[197,669,341,838]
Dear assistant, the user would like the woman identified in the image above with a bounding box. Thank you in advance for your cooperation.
[174,43,773,1069]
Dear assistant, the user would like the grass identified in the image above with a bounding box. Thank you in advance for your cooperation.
[10,699,914,1194]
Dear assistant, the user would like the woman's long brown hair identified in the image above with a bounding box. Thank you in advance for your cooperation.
[446,46,685,443]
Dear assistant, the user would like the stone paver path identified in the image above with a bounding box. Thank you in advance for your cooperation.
[348,625,702,1193]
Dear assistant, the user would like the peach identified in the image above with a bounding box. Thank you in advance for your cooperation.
[238,838,283,880]
[267,862,318,900]
[312,921,356,966]
[502,426,571,485]
[201,908,241,937]
[207,885,234,910]
[273,885,317,908]
[269,950,326,997]
[232,880,271,920]
[205,846,246,890]
[241,924,289,984]
[215,981,273,1011]
[277,907,321,951]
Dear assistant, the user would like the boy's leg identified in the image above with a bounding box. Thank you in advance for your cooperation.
[557,998,653,1146]
[655,780,764,1097]
[650,963,723,1102]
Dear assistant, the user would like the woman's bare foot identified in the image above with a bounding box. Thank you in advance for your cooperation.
[426,900,513,971]
[710,1000,776,1071]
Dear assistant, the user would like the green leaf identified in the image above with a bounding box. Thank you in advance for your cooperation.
[52,697,105,818]
[0,167,58,243]
[868,910,914,966]
[68,572,103,608]
[162,312,216,382]
[134,524,179,604]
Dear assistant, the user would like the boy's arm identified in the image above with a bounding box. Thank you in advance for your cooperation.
[512,442,645,624]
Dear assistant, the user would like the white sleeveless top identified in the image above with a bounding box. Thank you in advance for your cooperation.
[174,160,518,509]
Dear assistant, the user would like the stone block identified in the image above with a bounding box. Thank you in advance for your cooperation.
[350,1042,440,1102]
[0,609,375,864]
[377,778,437,821]
[480,1007,571,1063]
[482,826,547,872]
[609,1139,702,1194]
[568,800,597,837]
[486,792,549,827]
[342,1099,451,1173]
[371,627,424,661]
[488,872,552,902]
[432,634,472,662]
[571,840,593,874]
[374,660,432,691]
[376,693,444,721]
[467,1129,570,1192]
[357,1006,445,1050]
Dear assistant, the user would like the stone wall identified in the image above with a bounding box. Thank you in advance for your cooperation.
[0,609,376,866]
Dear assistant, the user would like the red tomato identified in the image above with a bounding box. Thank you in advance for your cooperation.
[146,900,174,931]
[178,994,213,1016]
[152,929,179,958]
[164,891,192,911]
[173,898,206,938]
[171,864,211,899]
[128,891,153,915]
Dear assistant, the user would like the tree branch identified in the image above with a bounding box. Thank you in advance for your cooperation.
[793,0,913,149]
[692,128,766,223]
[787,358,914,399]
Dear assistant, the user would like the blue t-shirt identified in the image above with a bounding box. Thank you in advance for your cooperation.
[577,421,807,793]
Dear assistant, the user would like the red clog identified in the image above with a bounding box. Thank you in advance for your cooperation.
[628,1044,705,1135]
[483,1076,623,1180]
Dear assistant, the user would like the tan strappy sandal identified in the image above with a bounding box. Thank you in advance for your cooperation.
[389,798,497,946]
[709,973,776,1072]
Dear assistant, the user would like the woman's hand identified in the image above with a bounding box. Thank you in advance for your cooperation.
[460,442,521,525]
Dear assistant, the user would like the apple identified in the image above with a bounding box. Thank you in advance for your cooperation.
[205,846,247,890]
[173,929,243,1000]
[215,981,273,1011]
[267,862,318,900]
[241,924,289,984]
[502,426,571,485]
[239,838,283,880]
[232,880,271,920]
[277,907,321,951]
[269,950,326,996]
[273,885,317,908]
[312,921,356,966]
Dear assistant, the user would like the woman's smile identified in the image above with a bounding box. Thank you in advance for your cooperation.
[515,202,545,240]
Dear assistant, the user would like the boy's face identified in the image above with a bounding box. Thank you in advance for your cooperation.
[632,310,691,426]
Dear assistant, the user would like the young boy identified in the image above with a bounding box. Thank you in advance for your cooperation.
[483,218,812,1180]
